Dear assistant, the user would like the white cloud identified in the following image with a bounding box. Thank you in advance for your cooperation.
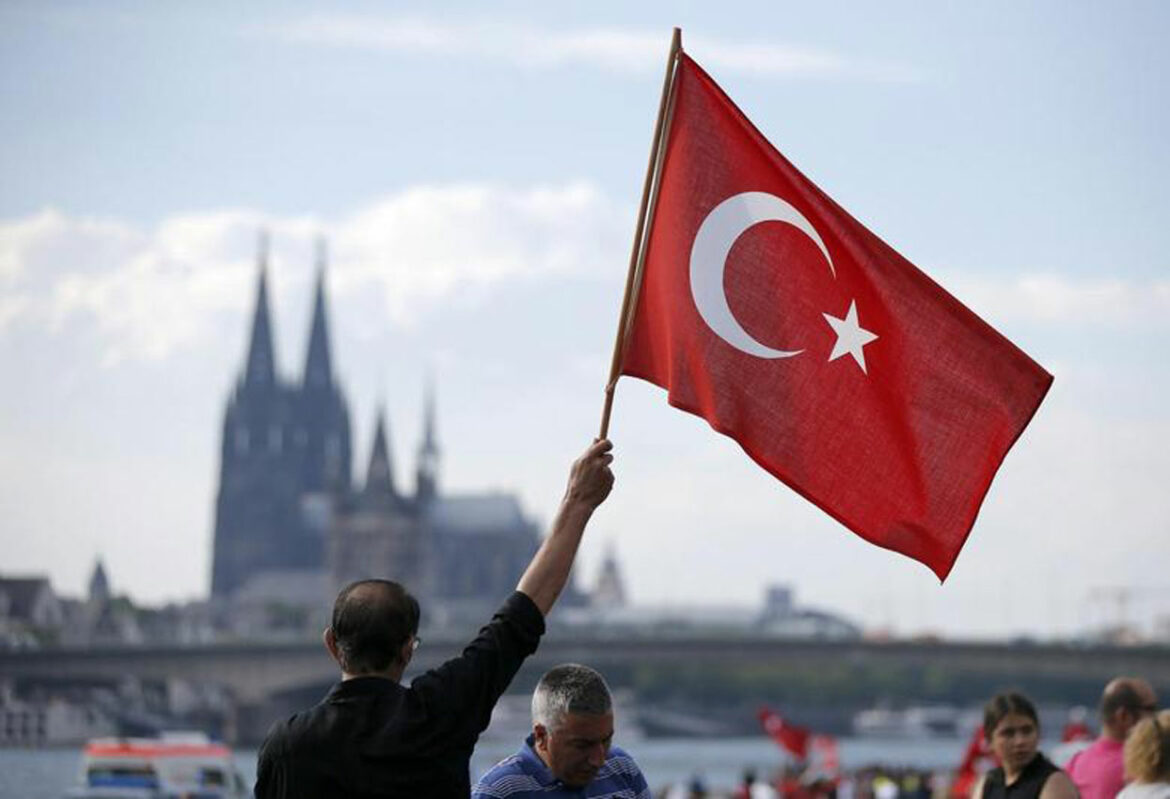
[334,181,626,324]
[0,209,141,285]
[0,182,628,363]
[259,16,919,81]
[266,16,464,55]
[0,208,283,365]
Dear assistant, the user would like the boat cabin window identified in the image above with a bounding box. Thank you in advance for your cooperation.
[199,766,227,786]
[87,763,159,788]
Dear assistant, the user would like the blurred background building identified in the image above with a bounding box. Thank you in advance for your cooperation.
[208,236,577,634]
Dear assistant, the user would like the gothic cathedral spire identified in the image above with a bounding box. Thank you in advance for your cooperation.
[365,406,396,497]
[416,379,440,502]
[303,237,333,391]
[243,231,277,389]
[88,558,111,606]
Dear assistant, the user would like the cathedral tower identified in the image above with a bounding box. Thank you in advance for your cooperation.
[296,238,352,495]
[209,235,352,598]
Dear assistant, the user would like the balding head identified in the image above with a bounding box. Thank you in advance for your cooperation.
[1101,677,1158,739]
[326,579,419,677]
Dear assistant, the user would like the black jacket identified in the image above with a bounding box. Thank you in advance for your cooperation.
[255,591,544,798]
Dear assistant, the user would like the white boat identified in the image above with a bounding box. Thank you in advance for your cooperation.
[852,705,961,737]
[64,731,248,798]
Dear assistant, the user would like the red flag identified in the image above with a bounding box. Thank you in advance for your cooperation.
[1061,720,1092,743]
[951,723,995,799]
[620,53,1052,579]
[810,734,840,777]
[759,706,810,759]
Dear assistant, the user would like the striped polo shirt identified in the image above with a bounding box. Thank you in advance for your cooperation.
[473,735,651,799]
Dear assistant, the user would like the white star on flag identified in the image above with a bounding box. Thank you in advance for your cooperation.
[823,300,878,374]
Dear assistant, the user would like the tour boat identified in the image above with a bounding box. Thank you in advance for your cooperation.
[64,732,248,798]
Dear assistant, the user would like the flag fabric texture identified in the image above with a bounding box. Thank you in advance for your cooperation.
[620,54,1053,580]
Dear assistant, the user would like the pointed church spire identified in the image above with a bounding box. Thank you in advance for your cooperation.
[303,237,333,390]
[422,379,438,455]
[88,557,111,605]
[591,542,627,608]
[365,406,396,497]
[416,378,440,501]
[243,230,277,388]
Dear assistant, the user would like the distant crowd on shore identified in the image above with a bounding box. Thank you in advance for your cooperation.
[657,764,942,799]
[652,678,1166,799]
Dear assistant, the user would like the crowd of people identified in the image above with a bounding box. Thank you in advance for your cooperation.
[248,439,1166,799]
[658,765,942,799]
[653,680,1167,799]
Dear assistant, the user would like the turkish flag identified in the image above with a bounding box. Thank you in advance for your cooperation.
[620,53,1052,580]
[758,706,810,759]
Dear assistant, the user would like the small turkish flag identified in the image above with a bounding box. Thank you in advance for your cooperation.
[758,706,810,760]
[620,53,1052,580]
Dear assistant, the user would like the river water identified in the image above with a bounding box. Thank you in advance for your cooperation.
[0,735,1071,798]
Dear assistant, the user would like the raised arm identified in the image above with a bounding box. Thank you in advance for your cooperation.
[517,438,615,616]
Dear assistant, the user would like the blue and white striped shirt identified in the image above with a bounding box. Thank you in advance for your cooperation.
[473,735,652,799]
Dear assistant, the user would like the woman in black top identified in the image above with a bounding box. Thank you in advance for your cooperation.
[971,692,1080,799]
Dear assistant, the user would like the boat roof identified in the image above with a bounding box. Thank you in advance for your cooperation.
[84,736,232,759]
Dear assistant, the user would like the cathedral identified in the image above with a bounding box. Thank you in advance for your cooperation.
[209,237,554,618]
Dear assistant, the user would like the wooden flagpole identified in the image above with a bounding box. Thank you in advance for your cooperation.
[598,27,683,439]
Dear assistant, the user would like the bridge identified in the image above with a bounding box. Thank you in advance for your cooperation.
[5,633,1170,702]
[4,634,1168,740]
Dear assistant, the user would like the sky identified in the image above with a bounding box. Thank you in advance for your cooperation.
[2,1,1168,640]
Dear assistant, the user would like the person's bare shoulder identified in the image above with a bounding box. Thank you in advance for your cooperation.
[1041,770,1079,799]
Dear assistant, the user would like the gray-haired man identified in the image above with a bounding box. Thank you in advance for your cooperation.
[473,663,650,798]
